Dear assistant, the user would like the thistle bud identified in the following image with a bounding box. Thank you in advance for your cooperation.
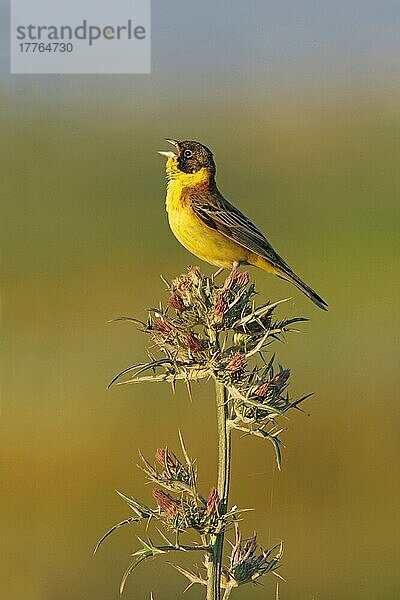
[153,319,174,335]
[214,293,228,324]
[229,529,277,584]
[272,369,290,390]
[155,447,176,470]
[254,369,290,398]
[242,533,258,562]
[206,487,219,517]
[235,271,250,289]
[153,489,179,518]
[254,382,270,398]
[227,352,247,373]
[185,332,203,354]
[187,266,202,285]
[168,293,185,314]
[223,269,250,292]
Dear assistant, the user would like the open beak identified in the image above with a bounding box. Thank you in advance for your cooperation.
[158,138,180,159]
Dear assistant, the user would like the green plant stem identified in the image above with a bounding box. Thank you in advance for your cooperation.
[206,377,231,600]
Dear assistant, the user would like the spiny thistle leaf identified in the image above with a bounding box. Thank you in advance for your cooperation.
[116,490,154,517]
[94,516,142,554]
[109,316,147,327]
[119,553,151,595]
[259,430,283,470]
[169,563,207,588]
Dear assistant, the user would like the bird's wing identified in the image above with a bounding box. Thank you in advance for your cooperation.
[189,189,292,273]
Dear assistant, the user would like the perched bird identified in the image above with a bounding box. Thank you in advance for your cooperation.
[158,139,327,310]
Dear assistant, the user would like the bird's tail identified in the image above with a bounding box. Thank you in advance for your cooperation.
[277,269,328,311]
[253,255,328,311]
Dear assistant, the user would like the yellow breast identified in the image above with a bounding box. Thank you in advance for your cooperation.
[165,166,250,268]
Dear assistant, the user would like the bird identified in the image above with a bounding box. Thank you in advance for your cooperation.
[158,139,327,310]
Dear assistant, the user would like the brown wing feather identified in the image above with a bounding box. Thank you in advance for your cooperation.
[189,188,328,310]
[189,189,293,274]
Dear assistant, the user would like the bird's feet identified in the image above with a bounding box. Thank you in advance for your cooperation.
[213,267,225,279]
[212,262,240,281]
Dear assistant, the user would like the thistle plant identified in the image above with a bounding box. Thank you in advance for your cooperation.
[97,266,312,599]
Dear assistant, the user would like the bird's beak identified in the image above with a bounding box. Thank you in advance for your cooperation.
[157,138,180,159]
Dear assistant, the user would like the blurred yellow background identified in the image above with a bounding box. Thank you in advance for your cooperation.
[1,2,400,599]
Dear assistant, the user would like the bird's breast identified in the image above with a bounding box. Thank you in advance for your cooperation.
[165,180,250,268]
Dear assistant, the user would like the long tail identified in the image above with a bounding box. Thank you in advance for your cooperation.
[277,269,328,311]
[252,255,328,311]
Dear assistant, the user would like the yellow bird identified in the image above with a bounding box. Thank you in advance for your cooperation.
[159,139,327,310]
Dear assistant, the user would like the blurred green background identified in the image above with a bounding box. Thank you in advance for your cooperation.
[1,2,399,599]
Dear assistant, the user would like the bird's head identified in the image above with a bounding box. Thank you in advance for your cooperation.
[158,139,216,184]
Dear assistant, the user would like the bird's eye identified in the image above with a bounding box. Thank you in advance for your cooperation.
[183,149,193,159]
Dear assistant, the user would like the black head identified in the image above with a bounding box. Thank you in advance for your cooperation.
[162,139,216,175]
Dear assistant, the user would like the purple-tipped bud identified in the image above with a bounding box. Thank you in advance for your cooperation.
[242,533,258,561]
[168,293,185,314]
[187,266,202,285]
[272,369,290,389]
[185,332,203,354]
[235,271,250,288]
[206,487,219,517]
[229,528,276,584]
[153,319,174,335]
[214,293,228,323]
[227,352,247,373]
[231,525,242,566]
[155,447,175,470]
[153,489,179,518]
[223,269,250,291]
[255,369,290,398]
[254,382,270,397]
